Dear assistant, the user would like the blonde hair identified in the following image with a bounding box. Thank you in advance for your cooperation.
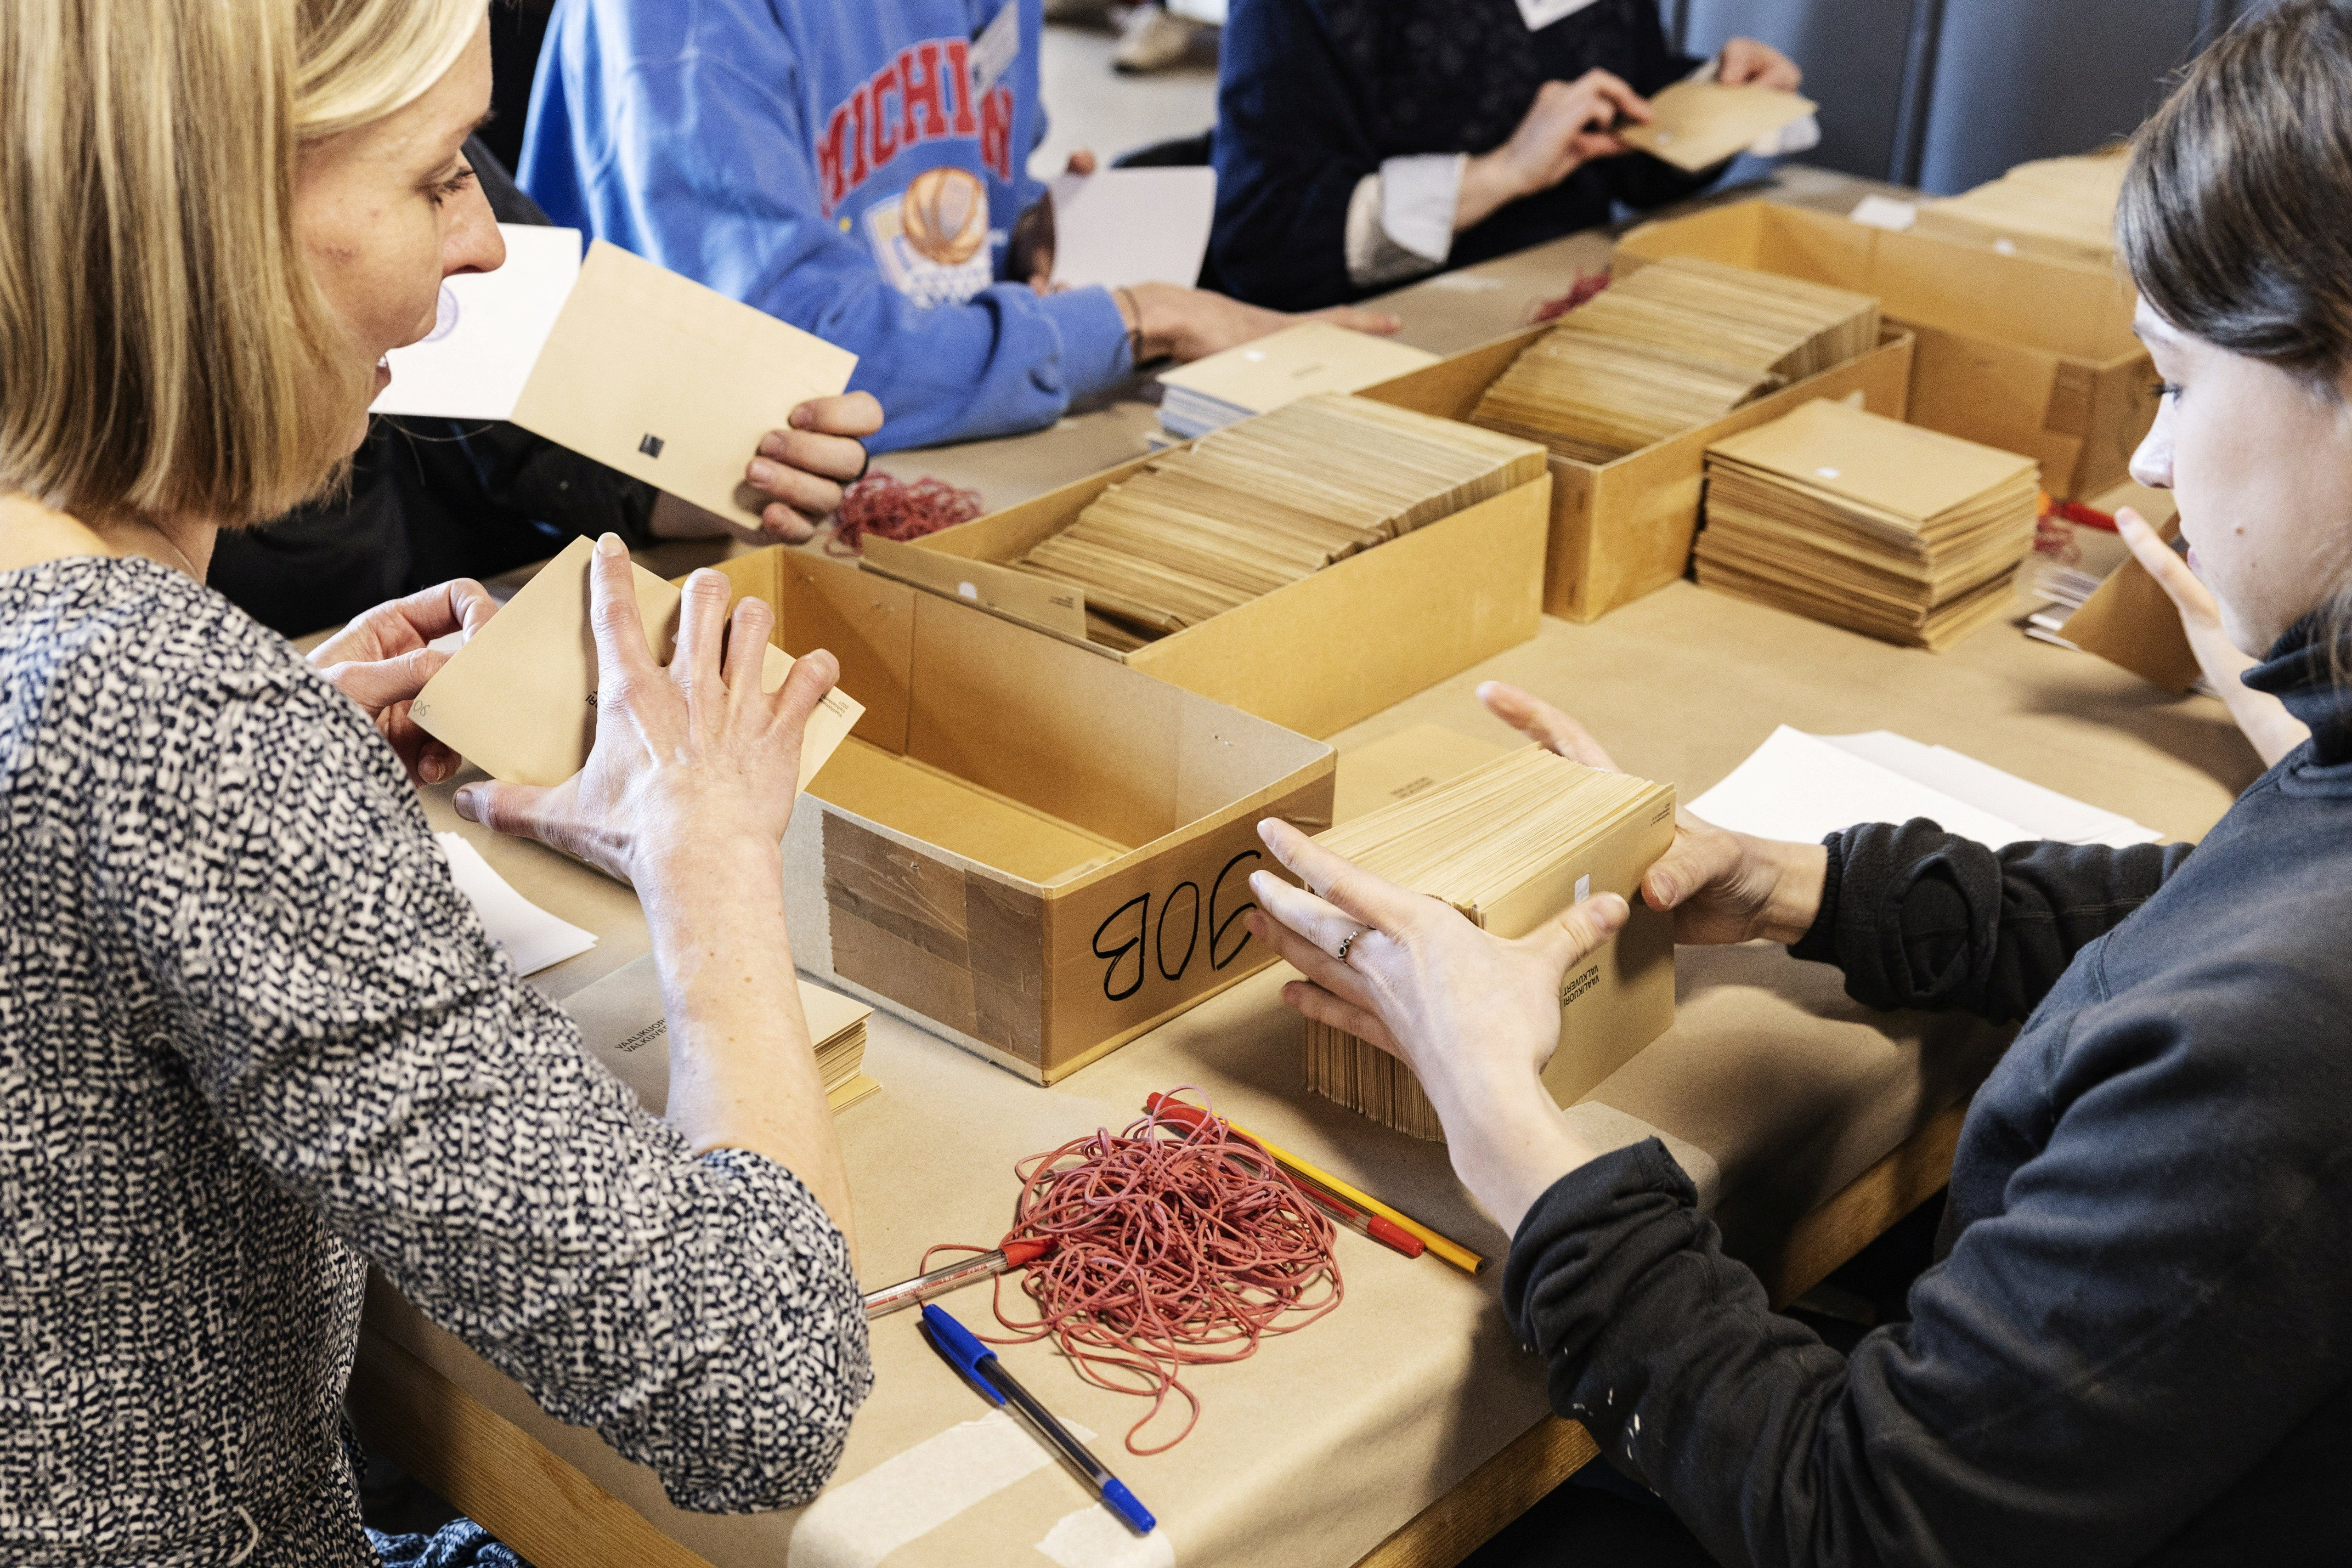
[0,0,485,528]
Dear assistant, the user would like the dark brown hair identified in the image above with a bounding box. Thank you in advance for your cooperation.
[2118,0,2352,675]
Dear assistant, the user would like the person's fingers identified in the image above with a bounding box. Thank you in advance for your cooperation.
[452,780,558,844]
[1246,867,1361,956]
[757,425,869,484]
[1641,818,1742,911]
[723,594,777,710]
[1567,132,1630,163]
[760,503,823,544]
[1475,681,1620,770]
[1245,908,1383,1013]
[671,568,733,701]
[1066,149,1099,175]
[1256,817,1429,932]
[1526,893,1631,976]
[585,532,660,693]
[1278,978,1401,1059]
[324,646,447,711]
[1581,69,1651,123]
[416,739,462,787]
[770,646,842,733]
[788,391,886,438]
[2117,508,2216,620]
[416,577,500,640]
[1307,305,1403,336]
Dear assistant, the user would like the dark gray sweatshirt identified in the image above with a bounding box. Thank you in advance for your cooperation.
[1502,623,2352,1567]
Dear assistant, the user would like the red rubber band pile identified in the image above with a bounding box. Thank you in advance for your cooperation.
[923,1095,1342,1454]
[827,472,984,556]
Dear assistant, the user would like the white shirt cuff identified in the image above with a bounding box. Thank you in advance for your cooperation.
[1344,155,1465,289]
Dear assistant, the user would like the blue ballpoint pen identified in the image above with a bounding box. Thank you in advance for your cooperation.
[917,1303,1157,1537]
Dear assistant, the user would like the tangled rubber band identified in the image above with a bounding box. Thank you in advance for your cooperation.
[1531,269,1614,323]
[828,472,984,555]
[921,1093,1341,1454]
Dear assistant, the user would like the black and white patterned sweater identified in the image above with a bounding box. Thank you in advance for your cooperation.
[0,556,871,1566]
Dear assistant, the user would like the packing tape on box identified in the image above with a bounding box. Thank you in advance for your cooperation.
[1037,1504,1178,1568]
[786,1409,1099,1568]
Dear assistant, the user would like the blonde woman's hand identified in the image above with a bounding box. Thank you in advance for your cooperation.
[2118,506,2310,766]
[1245,819,1623,1233]
[1477,680,1827,945]
[311,578,498,787]
[452,535,839,889]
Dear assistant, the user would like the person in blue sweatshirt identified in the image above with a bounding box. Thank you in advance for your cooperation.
[519,0,1395,476]
[1246,5,2352,1560]
[1209,0,1804,310]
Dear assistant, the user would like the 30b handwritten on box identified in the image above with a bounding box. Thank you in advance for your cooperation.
[508,241,857,525]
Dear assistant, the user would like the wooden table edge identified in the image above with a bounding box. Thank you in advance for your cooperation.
[346,1102,1967,1568]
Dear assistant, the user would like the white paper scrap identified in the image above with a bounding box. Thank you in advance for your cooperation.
[1035,1504,1176,1568]
[787,1410,1099,1568]
[374,225,584,421]
[1849,194,1919,233]
[1050,167,1218,290]
[435,832,597,976]
[1689,726,2163,853]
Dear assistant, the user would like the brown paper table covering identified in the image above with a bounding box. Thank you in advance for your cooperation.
[366,564,2257,1568]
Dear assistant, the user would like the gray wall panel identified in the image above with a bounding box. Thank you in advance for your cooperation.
[1678,0,1921,182]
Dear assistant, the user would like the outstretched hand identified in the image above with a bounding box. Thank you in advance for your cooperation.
[453,534,840,890]
[311,578,499,787]
[1476,681,1826,945]
[1245,815,1623,1231]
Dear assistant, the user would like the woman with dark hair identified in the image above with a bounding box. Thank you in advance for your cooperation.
[1248,3,2352,1561]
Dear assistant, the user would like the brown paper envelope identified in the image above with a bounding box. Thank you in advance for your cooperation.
[410,536,865,789]
[1333,723,1507,825]
[1154,321,1437,414]
[1620,82,1819,173]
[509,241,858,525]
[2058,516,2205,693]
[562,952,872,1115]
[1709,397,2039,521]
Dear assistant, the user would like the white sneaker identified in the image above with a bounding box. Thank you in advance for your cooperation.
[1114,4,1201,72]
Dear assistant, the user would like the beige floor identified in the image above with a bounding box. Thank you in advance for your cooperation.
[1028,18,1220,177]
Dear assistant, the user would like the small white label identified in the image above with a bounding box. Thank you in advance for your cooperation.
[1243,348,1266,362]
[958,582,979,600]
[1515,0,1605,29]
[1575,874,1592,903]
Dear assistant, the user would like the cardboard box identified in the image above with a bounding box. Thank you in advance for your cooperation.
[701,547,1337,1084]
[1613,200,2154,500]
[1357,324,1914,623]
[867,447,1550,739]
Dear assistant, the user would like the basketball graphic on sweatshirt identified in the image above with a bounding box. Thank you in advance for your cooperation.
[901,167,990,266]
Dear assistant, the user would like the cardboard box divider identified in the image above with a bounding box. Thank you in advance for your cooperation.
[696,546,1337,1084]
[865,443,1551,739]
[1612,200,2155,501]
[1356,323,1914,624]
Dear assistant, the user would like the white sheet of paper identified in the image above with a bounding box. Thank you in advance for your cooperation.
[373,225,583,420]
[1849,194,1920,232]
[1049,167,1218,290]
[1690,726,2034,851]
[436,832,597,977]
[1819,732,2165,849]
[1690,726,2164,852]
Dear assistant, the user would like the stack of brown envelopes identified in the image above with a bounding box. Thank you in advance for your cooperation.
[1696,398,2041,651]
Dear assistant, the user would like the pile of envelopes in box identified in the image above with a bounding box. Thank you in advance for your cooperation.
[1696,398,2041,650]
[1469,256,1880,464]
[1013,393,1546,650]
[1302,746,1676,1141]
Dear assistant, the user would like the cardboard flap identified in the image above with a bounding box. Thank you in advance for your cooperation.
[861,536,1090,641]
[410,537,863,789]
[2059,516,2205,694]
[1620,82,1817,173]
[510,241,857,525]
[706,549,916,754]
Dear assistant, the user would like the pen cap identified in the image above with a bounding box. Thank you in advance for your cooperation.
[918,1304,1004,1406]
[1099,1478,1156,1536]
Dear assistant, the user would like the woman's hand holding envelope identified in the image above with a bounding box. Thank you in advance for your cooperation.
[310,577,500,787]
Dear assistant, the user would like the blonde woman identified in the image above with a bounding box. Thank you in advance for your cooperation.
[1252,3,2352,1560]
[0,4,872,1562]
